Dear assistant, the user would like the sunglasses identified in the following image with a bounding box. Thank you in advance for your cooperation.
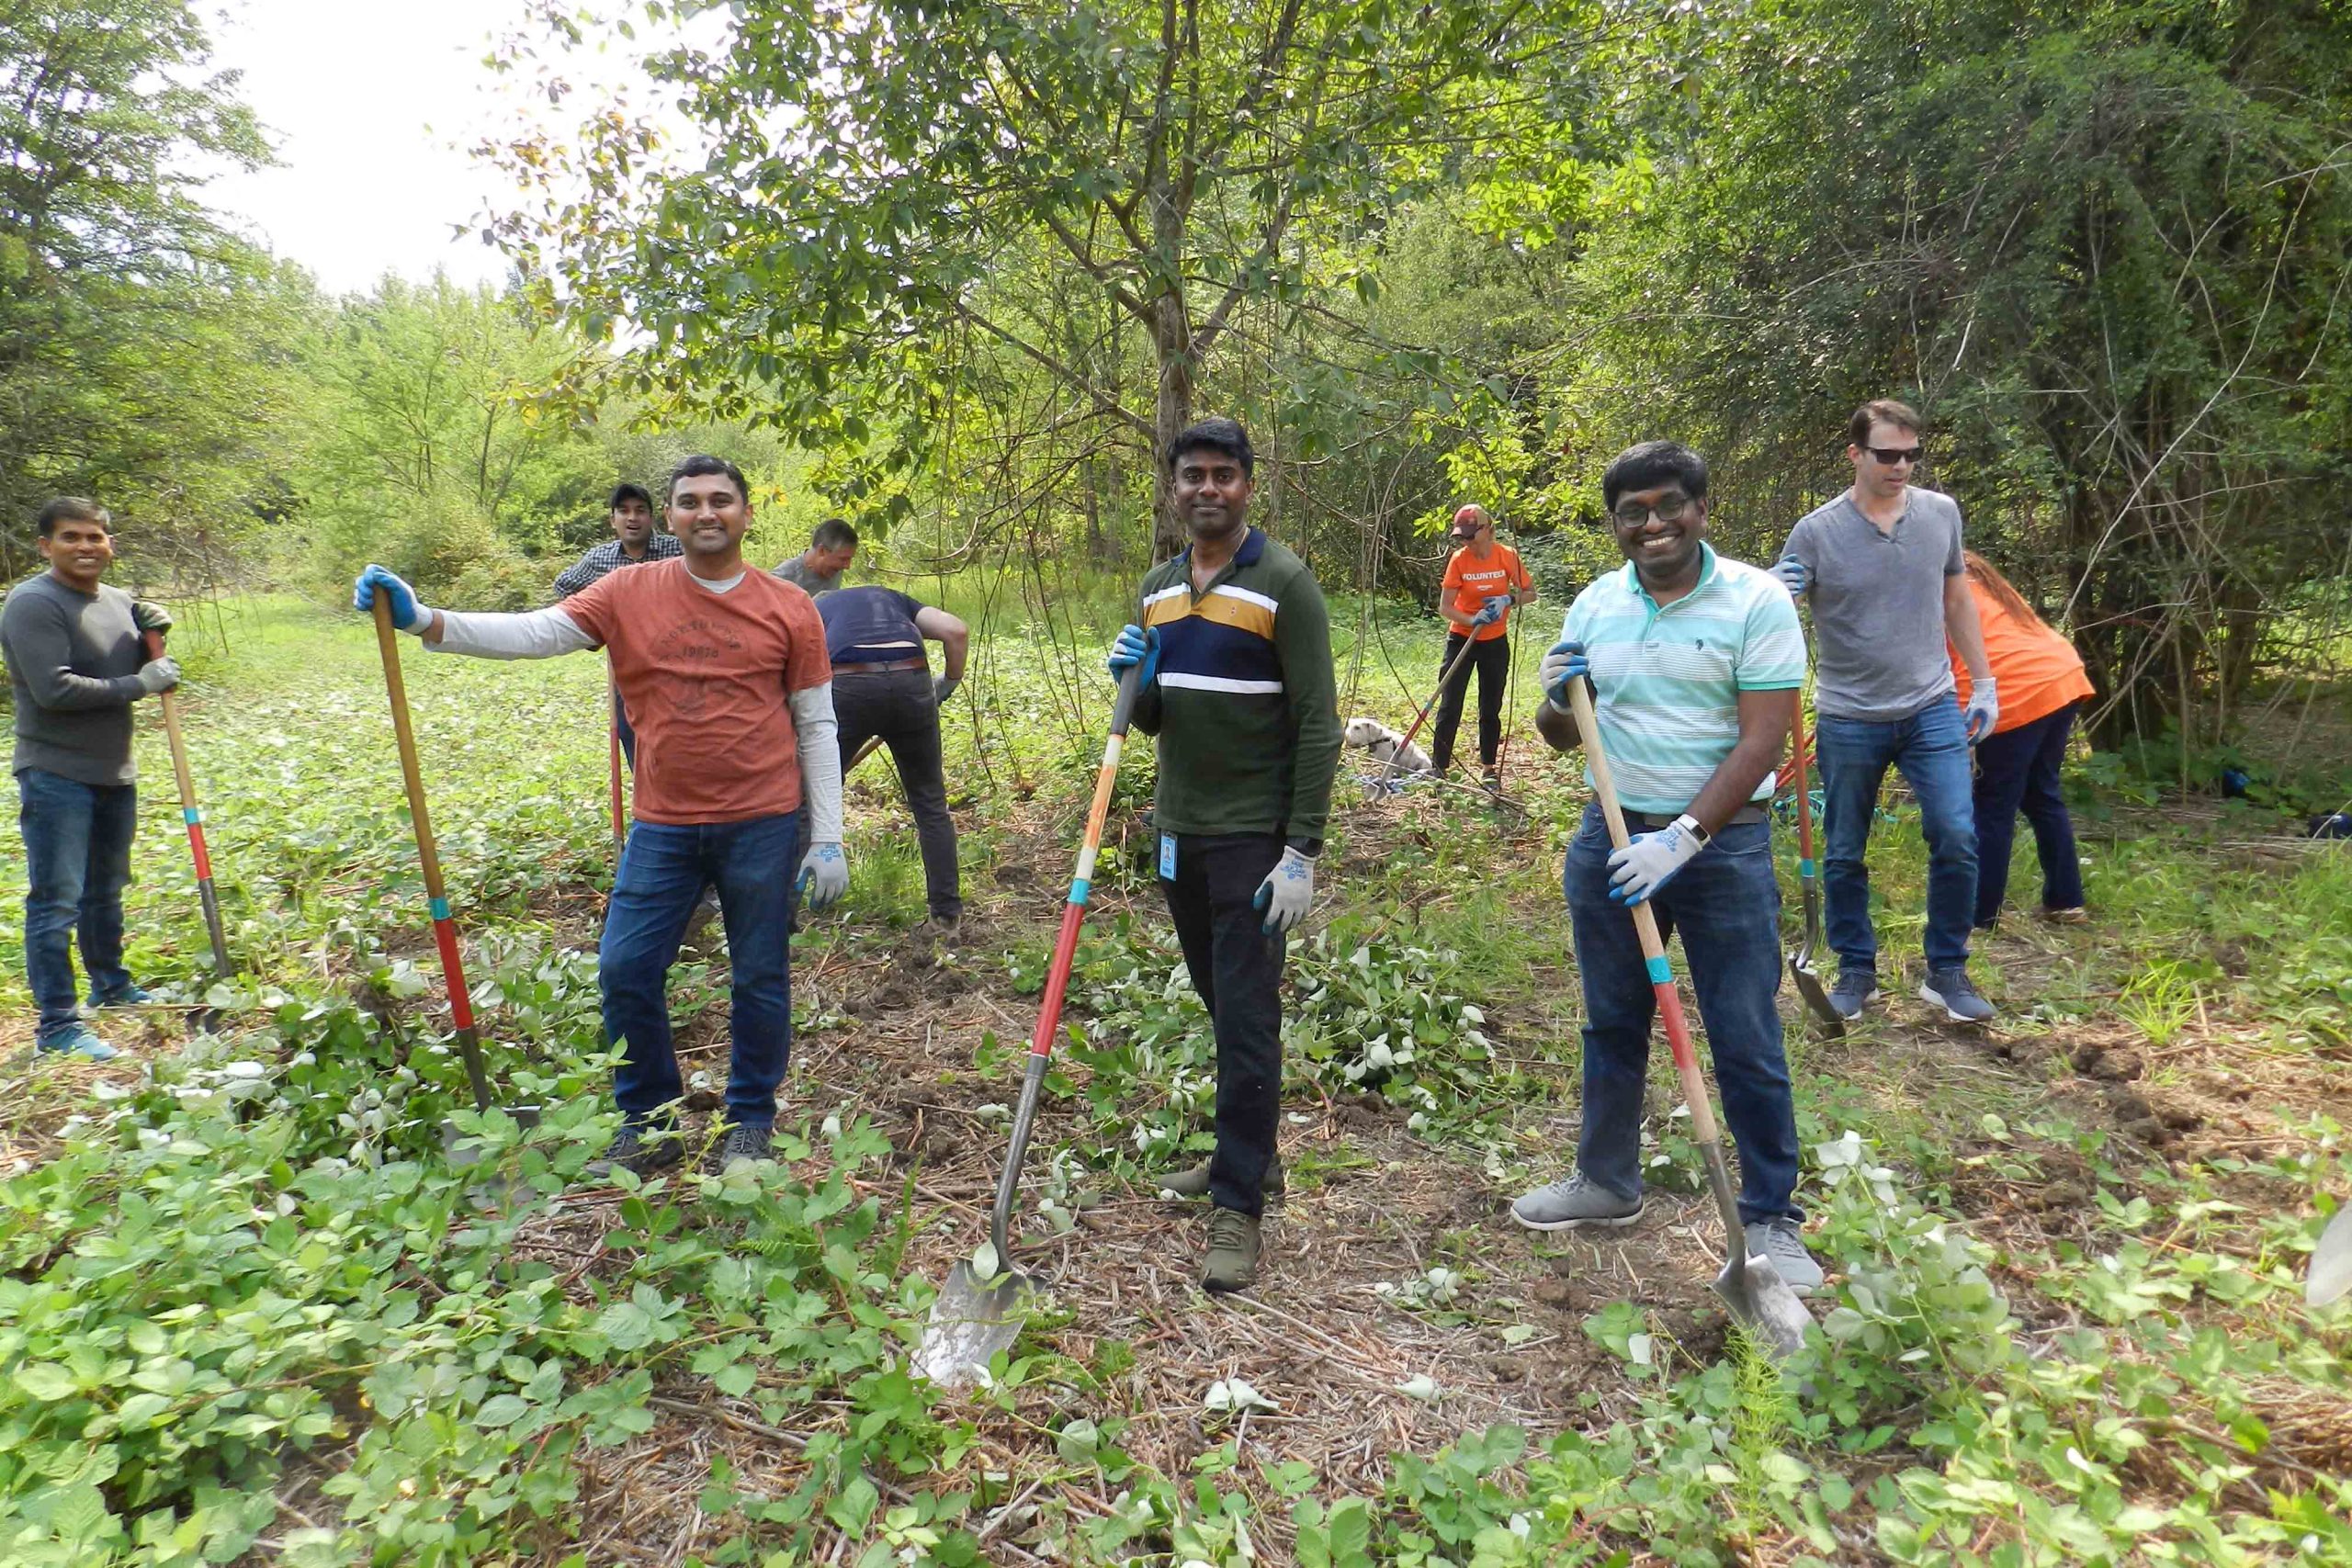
[1864,446,1923,466]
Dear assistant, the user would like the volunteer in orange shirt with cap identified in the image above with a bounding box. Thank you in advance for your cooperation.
[1431,504,1537,787]
[1950,550,2096,928]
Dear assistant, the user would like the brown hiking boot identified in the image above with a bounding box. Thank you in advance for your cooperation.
[1158,1156,1284,1201]
[1203,1207,1261,1293]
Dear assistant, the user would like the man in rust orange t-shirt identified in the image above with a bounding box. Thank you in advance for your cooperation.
[1432,504,1537,784]
[352,455,845,1174]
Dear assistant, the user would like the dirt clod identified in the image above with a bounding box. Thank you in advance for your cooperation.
[1532,1278,1577,1309]
[2086,1048,2145,1081]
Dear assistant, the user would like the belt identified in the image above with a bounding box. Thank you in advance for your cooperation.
[1624,805,1767,832]
[834,657,927,674]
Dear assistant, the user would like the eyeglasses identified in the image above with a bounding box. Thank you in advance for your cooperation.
[1864,446,1922,466]
[1611,493,1694,527]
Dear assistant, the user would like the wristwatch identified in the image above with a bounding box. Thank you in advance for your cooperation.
[1673,813,1709,845]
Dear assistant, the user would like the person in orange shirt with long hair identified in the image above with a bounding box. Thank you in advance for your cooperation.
[1950,552,2095,928]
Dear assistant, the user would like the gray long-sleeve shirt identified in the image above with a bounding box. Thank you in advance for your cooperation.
[0,573,146,784]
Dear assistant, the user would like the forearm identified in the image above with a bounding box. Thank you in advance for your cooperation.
[6,624,140,708]
[1280,603,1342,844]
[1534,698,1580,752]
[1440,604,1476,631]
[940,628,968,684]
[421,606,595,659]
[1682,736,1784,834]
[1945,580,1993,682]
[790,682,843,842]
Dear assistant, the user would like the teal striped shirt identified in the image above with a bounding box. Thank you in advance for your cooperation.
[1559,545,1804,816]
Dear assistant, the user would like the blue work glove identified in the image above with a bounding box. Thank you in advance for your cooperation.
[1963,679,1999,745]
[1251,845,1317,935]
[1607,816,1708,906]
[1107,623,1158,688]
[354,564,426,632]
[1539,639,1590,712]
[1471,593,1510,628]
[1771,555,1809,600]
[797,841,849,909]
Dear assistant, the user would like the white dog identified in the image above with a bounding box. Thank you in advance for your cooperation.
[1344,716,1431,774]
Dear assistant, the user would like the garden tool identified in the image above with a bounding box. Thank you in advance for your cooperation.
[1566,676,1814,1359]
[143,628,234,1028]
[2309,1201,2352,1308]
[607,675,627,844]
[370,598,538,1146]
[1375,628,1486,791]
[1786,720,1842,1033]
[915,664,1141,1384]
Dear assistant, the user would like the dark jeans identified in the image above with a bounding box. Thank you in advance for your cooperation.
[1971,701,2084,926]
[17,768,139,1040]
[1159,831,1285,1216]
[600,810,800,1131]
[1815,696,1979,975]
[1430,633,1510,772]
[832,668,960,920]
[1564,803,1800,1224]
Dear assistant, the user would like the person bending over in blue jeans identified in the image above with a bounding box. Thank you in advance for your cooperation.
[1510,440,1821,1296]
[1773,399,2000,1024]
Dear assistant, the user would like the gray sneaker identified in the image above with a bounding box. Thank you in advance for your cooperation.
[712,1123,774,1170]
[1510,1173,1643,1232]
[587,1122,684,1179]
[1920,966,1996,1023]
[1829,971,1880,1021]
[1159,1156,1284,1201]
[1753,1217,1824,1297]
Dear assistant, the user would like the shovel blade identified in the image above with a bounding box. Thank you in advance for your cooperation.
[914,1262,1030,1385]
[1788,952,1846,1034]
[2309,1203,2352,1308]
[1713,1251,1815,1361]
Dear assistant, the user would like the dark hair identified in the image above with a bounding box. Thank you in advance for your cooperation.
[38,497,109,537]
[1849,399,1921,447]
[667,454,750,503]
[810,517,858,552]
[1600,442,1709,511]
[1165,417,1254,478]
[608,482,654,512]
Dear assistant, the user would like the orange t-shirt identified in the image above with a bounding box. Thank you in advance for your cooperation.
[562,560,832,824]
[1442,543,1533,643]
[1949,578,2094,736]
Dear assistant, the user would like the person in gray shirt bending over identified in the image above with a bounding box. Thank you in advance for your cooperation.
[1774,400,2000,1024]
[772,516,857,594]
[0,498,182,1060]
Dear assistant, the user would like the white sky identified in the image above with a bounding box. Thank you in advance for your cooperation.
[198,0,673,296]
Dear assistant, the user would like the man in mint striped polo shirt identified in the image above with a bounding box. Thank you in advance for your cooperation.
[1509,440,1821,1295]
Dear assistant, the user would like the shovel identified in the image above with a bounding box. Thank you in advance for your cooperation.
[915,664,1142,1383]
[2309,1201,2352,1308]
[142,628,234,1029]
[607,675,628,845]
[1566,677,1815,1359]
[369,598,539,1152]
[1373,626,1486,794]
[1786,720,1842,1033]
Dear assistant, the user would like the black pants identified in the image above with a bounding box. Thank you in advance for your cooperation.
[831,668,960,921]
[1159,831,1284,1215]
[1430,633,1510,773]
[1969,701,2085,926]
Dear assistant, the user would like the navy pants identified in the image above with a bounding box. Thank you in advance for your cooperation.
[1816,696,1979,975]
[17,768,139,1041]
[1969,702,2085,926]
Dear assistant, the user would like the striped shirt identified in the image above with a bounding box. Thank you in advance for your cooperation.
[552,534,685,599]
[1559,545,1804,816]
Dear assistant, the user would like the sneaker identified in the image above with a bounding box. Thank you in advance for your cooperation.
[37,1023,120,1063]
[1481,767,1501,794]
[587,1122,685,1179]
[921,913,963,942]
[1158,1156,1284,1201]
[1510,1173,1643,1232]
[2040,906,2088,925]
[1828,971,1880,1021]
[1920,966,1997,1023]
[1753,1217,1825,1297]
[87,982,153,1008]
[1203,1206,1261,1292]
[712,1123,773,1170]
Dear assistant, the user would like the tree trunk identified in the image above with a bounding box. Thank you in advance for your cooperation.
[1150,293,1193,559]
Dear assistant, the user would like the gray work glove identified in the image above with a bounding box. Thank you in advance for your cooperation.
[131,600,174,634]
[133,657,180,695]
[797,841,849,909]
[933,673,959,706]
[1963,679,1999,745]
[1252,845,1316,936]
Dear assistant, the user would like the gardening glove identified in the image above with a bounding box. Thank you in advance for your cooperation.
[1771,555,1810,600]
[797,841,849,909]
[353,564,427,633]
[1962,679,1999,745]
[132,656,180,695]
[1251,845,1316,936]
[1607,815,1707,906]
[1471,593,1510,628]
[1107,623,1158,689]
[130,600,173,634]
[933,673,959,706]
[1540,639,1591,712]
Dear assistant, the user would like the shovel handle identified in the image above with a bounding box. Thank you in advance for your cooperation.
[607,673,628,843]
[144,629,233,979]
[1381,626,1485,785]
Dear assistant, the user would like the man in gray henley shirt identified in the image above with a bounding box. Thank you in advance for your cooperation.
[1,498,182,1059]
[771,516,857,595]
[1775,400,1999,1025]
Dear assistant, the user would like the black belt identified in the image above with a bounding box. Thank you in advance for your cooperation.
[834,657,927,674]
[1624,805,1767,832]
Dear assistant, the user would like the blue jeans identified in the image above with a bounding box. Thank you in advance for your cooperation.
[1815,697,1978,975]
[1970,702,2084,925]
[600,810,800,1130]
[1565,804,1801,1224]
[17,768,139,1040]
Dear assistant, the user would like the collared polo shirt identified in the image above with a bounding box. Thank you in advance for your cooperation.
[1557,545,1804,816]
[552,534,684,598]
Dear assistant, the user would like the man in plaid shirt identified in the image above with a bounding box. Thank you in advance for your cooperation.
[554,483,683,765]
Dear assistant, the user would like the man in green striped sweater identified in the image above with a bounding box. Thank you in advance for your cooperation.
[1108,417,1341,1293]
